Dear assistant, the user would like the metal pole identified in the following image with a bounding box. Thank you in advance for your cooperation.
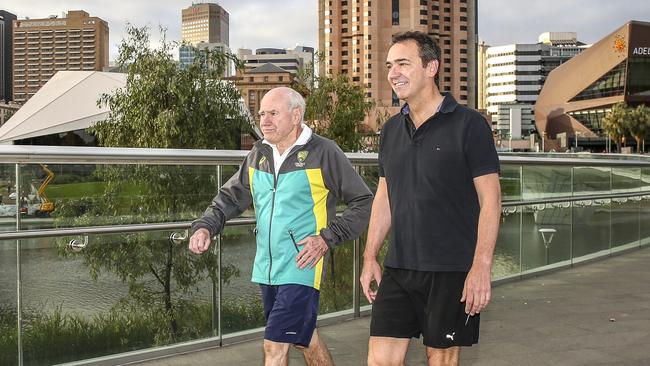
[216,165,222,345]
[353,166,361,318]
[15,163,23,366]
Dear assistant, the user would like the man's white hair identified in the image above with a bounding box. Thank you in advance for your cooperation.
[274,86,306,122]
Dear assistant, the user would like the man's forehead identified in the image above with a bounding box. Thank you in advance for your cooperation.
[387,42,418,61]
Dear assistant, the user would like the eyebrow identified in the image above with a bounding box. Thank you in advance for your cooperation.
[386,58,410,66]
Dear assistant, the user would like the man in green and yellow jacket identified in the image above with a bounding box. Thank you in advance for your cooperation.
[189,87,372,366]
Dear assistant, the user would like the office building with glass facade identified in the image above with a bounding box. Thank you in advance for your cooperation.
[535,21,650,146]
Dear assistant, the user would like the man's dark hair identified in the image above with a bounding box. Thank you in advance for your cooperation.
[391,31,441,67]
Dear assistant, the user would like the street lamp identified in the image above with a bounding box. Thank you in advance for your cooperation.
[575,131,581,150]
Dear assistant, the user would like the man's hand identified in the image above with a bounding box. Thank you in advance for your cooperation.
[188,228,211,254]
[461,264,492,315]
[295,235,329,269]
[360,258,382,303]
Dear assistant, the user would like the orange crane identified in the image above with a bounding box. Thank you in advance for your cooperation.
[37,164,55,214]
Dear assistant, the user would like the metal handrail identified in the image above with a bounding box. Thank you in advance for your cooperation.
[0,218,256,241]
[502,190,650,207]
[0,145,650,166]
[1,191,648,242]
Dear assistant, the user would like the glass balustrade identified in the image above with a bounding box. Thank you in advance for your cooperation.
[0,147,649,365]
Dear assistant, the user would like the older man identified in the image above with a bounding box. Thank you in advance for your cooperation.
[190,87,373,366]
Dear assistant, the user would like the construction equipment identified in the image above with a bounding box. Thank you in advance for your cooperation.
[37,164,55,215]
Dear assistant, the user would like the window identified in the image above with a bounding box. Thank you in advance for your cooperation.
[460,49,467,54]
[353,76,360,81]
[444,26,450,31]
[279,76,284,81]
[460,58,467,63]
[264,76,269,82]
[460,16,467,21]
[444,16,450,22]
[460,25,467,31]
[392,0,400,25]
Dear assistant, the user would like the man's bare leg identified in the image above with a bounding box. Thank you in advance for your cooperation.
[426,346,460,366]
[301,329,334,366]
[367,336,410,366]
[263,339,290,366]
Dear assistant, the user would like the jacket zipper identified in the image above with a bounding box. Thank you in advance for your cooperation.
[288,229,300,253]
[261,144,307,284]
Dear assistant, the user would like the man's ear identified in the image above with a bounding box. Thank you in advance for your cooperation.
[427,59,439,77]
[292,107,302,126]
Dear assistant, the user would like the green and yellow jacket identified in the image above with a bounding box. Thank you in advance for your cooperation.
[191,134,373,290]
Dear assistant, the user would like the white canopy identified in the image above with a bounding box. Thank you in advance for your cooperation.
[0,71,126,143]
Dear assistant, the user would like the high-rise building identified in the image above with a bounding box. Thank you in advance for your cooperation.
[181,3,229,46]
[12,10,109,104]
[0,10,17,102]
[484,32,589,121]
[319,0,477,129]
[179,41,232,76]
[237,46,315,75]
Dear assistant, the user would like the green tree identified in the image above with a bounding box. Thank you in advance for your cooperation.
[626,104,650,153]
[55,25,248,339]
[603,101,629,153]
[298,54,375,152]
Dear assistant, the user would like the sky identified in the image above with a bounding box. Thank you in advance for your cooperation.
[2,0,650,61]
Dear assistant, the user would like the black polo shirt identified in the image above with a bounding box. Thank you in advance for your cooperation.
[378,93,500,272]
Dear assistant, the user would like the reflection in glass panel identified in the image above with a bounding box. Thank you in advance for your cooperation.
[522,165,571,200]
[642,196,650,247]
[20,230,217,365]
[573,167,611,196]
[0,163,17,228]
[642,168,650,191]
[500,165,521,201]
[493,207,521,279]
[0,240,18,366]
[611,199,640,249]
[612,167,640,194]
[221,224,265,334]
[320,239,354,315]
[521,204,571,271]
[29,163,241,230]
[572,199,611,258]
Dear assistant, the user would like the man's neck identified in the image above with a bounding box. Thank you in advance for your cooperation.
[276,125,303,155]
[407,89,444,128]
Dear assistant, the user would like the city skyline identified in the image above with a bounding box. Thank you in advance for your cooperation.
[1,0,649,61]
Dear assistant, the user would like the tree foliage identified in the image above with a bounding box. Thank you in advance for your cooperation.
[55,25,248,338]
[94,25,249,149]
[603,101,650,153]
[602,101,629,153]
[298,54,375,152]
[627,104,650,153]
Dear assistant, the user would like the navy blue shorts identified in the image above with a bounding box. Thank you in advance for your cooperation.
[260,284,320,347]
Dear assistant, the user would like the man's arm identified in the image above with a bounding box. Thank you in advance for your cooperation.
[296,143,373,268]
[461,172,501,315]
[189,161,253,254]
[360,177,391,303]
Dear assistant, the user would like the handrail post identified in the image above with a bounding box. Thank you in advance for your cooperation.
[16,163,23,366]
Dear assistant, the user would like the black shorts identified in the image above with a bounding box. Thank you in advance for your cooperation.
[370,267,480,348]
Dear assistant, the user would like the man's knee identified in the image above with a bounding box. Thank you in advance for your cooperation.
[368,336,408,366]
[263,339,290,359]
[426,346,459,366]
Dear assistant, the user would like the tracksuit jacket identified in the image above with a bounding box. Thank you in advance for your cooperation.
[191,134,373,290]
